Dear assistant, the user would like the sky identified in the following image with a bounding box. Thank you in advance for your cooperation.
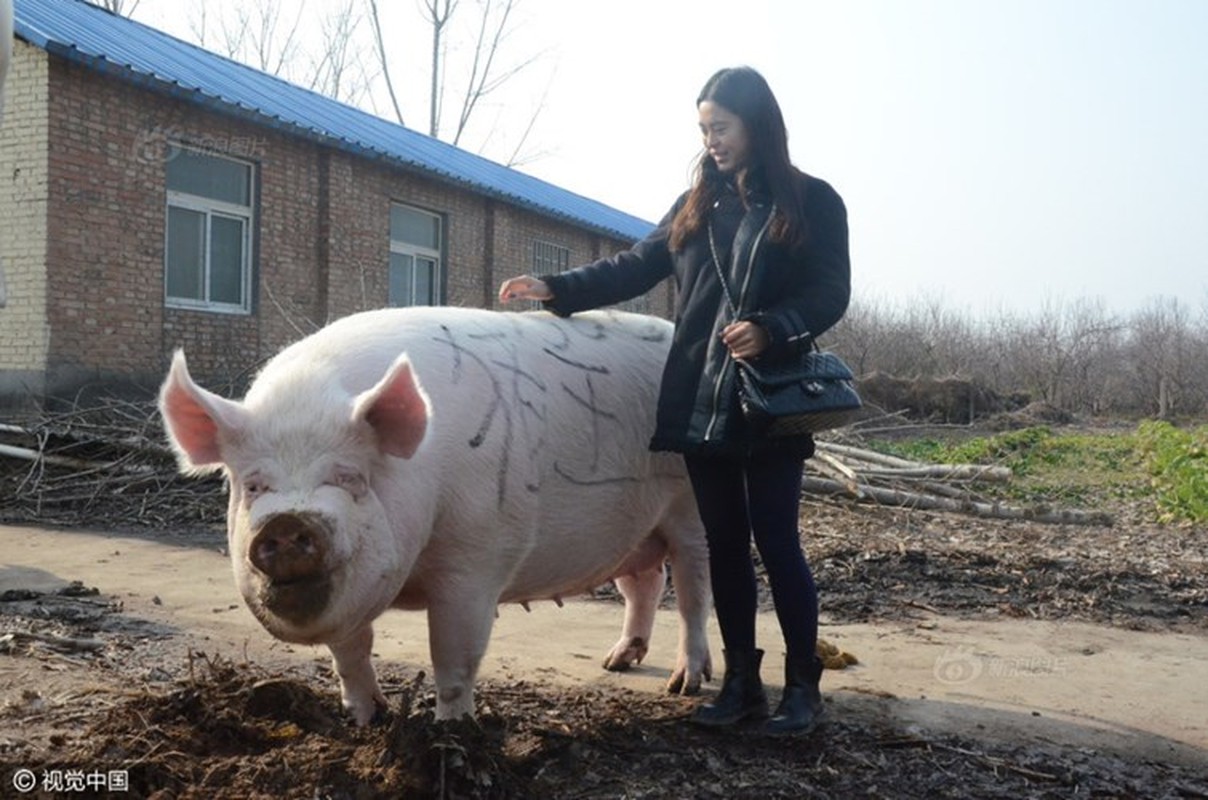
[130,0,1208,318]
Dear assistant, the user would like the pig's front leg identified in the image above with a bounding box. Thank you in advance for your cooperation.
[603,564,665,672]
[426,590,499,720]
[666,536,710,700]
[328,623,387,726]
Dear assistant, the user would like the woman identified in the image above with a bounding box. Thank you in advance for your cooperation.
[499,66,850,735]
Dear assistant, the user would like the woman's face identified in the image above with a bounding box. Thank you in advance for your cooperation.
[698,101,751,174]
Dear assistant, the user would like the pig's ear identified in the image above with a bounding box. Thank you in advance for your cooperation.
[351,355,430,459]
[158,350,247,472]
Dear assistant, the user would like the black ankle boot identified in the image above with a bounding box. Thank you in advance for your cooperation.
[690,649,769,728]
[765,653,825,736]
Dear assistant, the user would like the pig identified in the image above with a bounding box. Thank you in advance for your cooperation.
[158,307,713,724]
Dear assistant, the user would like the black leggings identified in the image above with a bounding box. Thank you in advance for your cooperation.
[683,451,818,661]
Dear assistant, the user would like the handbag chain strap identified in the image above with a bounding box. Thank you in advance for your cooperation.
[707,222,739,319]
[708,221,821,357]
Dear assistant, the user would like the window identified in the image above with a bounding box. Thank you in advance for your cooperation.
[532,240,570,277]
[389,204,443,307]
[164,146,254,313]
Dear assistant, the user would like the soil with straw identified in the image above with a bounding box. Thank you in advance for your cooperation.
[1,403,1207,798]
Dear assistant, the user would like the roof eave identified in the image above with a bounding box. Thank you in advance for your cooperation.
[39,41,642,244]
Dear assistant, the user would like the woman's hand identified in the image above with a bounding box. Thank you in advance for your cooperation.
[498,275,553,303]
[720,321,769,360]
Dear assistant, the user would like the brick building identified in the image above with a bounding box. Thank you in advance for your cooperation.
[0,0,667,407]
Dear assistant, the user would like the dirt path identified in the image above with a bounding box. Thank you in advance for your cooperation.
[2,520,1205,775]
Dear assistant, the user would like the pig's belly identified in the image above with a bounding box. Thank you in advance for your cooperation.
[499,534,668,604]
[389,533,668,610]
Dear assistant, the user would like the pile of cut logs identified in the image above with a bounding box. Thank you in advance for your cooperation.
[807,440,1112,525]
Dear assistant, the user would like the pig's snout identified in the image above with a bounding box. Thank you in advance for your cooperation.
[249,513,333,624]
[251,513,328,581]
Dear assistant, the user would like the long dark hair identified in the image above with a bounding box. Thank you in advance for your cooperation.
[669,66,808,252]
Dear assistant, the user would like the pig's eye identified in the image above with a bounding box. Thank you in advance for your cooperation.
[329,467,368,499]
[243,477,270,500]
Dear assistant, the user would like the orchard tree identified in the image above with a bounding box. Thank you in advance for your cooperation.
[103,0,548,165]
[368,0,548,164]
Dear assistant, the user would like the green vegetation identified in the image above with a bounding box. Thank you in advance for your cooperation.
[870,423,1208,523]
[1135,421,1208,524]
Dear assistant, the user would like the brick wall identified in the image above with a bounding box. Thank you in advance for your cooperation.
[0,48,665,403]
[0,41,49,403]
[45,57,179,396]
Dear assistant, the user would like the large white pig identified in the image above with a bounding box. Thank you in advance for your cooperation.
[159,307,712,724]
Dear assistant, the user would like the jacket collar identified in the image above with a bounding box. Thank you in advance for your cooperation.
[724,201,776,316]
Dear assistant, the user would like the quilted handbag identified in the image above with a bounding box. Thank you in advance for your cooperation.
[707,218,861,435]
[735,348,862,435]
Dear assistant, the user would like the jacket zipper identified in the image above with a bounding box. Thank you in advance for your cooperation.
[702,206,776,441]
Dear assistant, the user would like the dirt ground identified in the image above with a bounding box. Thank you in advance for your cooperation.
[1,494,1207,798]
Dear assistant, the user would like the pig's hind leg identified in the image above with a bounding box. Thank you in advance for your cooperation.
[328,623,388,726]
[603,564,664,672]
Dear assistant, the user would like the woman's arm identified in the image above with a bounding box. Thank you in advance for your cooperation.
[500,194,686,316]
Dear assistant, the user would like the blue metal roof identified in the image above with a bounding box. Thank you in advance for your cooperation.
[12,0,654,242]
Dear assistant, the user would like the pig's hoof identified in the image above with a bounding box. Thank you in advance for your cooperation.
[665,669,703,696]
[602,636,647,672]
[369,701,392,727]
[346,694,390,727]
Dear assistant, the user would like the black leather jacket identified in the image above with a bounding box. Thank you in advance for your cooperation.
[544,171,850,457]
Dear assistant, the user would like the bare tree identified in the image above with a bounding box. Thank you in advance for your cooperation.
[1005,299,1122,411]
[371,0,549,163]
[418,0,456,137]
[241,0,303,75]
[306,0,374,106]
[88,0,142,16]
[1128,298,1195,419]
[848,294,981,379]
[173,0,547,164]
[829,294,905,378]
[834,293,1207,420]
[500,72,553,167]
[366,0,405,126]
[447,0,542,147]
[189,0,304,79]
[187,0,371,107]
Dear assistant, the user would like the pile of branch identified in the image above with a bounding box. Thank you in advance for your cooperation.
[806,440,1114,526]
[2,399,1111,530]
[0,400,225,530]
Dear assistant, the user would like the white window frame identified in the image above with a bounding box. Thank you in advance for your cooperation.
[532,239,570,277]
[164,147,254,314]
[388,204,443,307]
